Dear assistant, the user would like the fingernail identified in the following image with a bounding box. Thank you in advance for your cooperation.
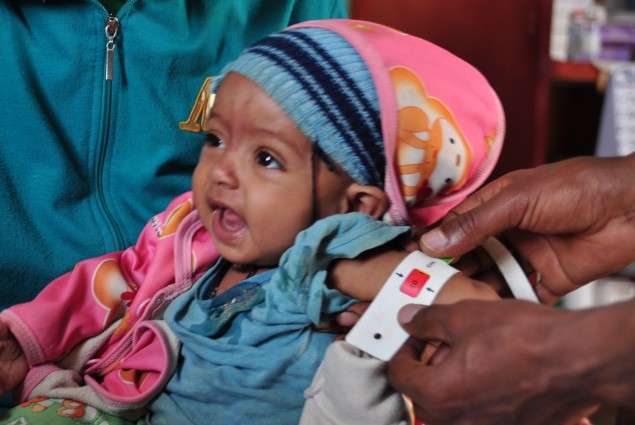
[337,311,358,327]
[398,304,424,324]
[420,228,449,251]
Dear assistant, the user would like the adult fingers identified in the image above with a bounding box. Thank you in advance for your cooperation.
[387,340,433,399]
[398,300,510,342]
[451,247,495,277]
[388,343,460,425]
[397,304,454,343]
[419,193,531,260]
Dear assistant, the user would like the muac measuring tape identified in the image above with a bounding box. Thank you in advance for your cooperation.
[346,237,538,361]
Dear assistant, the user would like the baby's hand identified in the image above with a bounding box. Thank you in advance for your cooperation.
[0,321,28,395]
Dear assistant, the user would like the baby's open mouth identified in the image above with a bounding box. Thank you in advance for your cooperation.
[213,206,247,235]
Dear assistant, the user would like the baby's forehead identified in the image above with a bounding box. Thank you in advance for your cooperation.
[210,27,384,189]
[207,73,317,156]
[205,73,283,124]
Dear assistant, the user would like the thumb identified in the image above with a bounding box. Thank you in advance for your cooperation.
[397,304,454,343]
[418,209,491,258]
[419,190,529,258]
[418,170,533,258]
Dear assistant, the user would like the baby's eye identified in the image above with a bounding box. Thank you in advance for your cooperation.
[256,150,283,170]
[204,133,225,149]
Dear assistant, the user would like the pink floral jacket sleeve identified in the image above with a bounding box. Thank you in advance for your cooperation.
[0,192,219,418]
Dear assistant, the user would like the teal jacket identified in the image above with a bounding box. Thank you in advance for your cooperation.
[0,0,347,310]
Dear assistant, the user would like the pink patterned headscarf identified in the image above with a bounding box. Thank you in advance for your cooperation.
[292,19,505,227]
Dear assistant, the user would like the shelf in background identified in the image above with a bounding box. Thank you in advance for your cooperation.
[550,60,600,82]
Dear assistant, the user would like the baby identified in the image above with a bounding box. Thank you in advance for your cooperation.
[0,19,504,425]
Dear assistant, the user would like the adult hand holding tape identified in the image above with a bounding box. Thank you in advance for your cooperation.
[386,154,635,425]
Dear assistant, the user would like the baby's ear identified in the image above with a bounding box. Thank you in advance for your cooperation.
[346,184,389,219]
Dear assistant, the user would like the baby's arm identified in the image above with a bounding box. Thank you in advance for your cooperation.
[328,244,499,304]
[0,320,27,394]
[302,246,499,425]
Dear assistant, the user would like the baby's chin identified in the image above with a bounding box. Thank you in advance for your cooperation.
[220,252,283,270]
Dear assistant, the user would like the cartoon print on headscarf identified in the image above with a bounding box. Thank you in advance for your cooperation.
[92,259,136,329]
[390,66,473,206]
[348,20,405,35]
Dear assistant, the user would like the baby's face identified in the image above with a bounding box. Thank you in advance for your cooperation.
[193,73,353,267]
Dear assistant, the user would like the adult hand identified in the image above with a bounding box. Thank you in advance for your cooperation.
[419,154,635,303]
[387,299,635,425]
[0,321,28,395]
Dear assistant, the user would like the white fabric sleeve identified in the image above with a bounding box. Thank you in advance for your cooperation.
[300,340,412,425]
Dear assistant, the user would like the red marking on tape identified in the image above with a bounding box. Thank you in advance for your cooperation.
[400,269,429,297]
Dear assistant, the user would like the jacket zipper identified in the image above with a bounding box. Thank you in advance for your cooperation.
[93,0,139,250]
[105,15,119,81]
[96,13,125,249]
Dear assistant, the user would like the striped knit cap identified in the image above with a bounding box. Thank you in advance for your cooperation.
[211,20,505,227]
[211,27,384,189]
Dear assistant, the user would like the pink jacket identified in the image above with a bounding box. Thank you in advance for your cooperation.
[0,192,219,418]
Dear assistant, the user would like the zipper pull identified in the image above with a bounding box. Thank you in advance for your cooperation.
[104,15,120,81]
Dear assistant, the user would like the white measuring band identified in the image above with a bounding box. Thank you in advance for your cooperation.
[345,250,459,361]
[481,237,539,303]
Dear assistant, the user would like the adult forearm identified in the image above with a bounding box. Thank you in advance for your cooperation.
[540,297,635,412]
[571,298,635,409]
